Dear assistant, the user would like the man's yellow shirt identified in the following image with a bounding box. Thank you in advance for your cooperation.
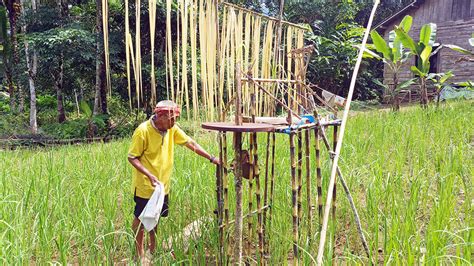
[128,118,190,198]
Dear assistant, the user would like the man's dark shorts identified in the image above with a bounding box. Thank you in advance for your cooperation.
[134,194,169,218]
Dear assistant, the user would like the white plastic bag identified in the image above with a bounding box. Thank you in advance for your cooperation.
[139,182,165,232]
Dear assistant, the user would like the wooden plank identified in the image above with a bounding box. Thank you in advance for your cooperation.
[444,0,454,22]
[462,0,471,19]
[471,0,474,18]
[451,0,460,20]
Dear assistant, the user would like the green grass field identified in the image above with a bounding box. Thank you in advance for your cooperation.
[1,101,472,264]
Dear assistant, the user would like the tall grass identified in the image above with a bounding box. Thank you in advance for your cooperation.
[0,101,472,264]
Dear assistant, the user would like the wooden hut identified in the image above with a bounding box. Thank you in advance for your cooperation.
[376,0,474,101]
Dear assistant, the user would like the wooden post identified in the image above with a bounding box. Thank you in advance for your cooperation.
[297,130,303,237]
[266,132,276,257]
[223,133,229,225]
[233,131,243,264]
[290,132,298,264]
[217,132,225,266]
[253,132,264,264]
[233,63,243,264]
[314,127,322,224]
[304,129,312,245]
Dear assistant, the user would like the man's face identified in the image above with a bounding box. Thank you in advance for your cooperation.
[156,110,176,130]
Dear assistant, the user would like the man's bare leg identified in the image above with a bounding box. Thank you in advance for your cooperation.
[149,228,156,254]
[132,218,145,258]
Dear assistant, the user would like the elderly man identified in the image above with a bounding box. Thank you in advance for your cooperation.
[128,100,219,260]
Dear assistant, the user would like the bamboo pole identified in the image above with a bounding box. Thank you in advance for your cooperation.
[297,130,303,237]
[246,73,256,257]
[223,133,229,225]
[233,131,243,264]
[289,131,298,265]
[331,125,338,261]
[314,126,322,224]
[124,0,131,109]
[166,0,174,101]
[247,132,254,256]
[253,132,264,264]
[304,129,312,245]
[234,63,243,264]
[217,132,225,266]
[266,132,276,257]
[318,125,372,261]
[262,132,271,257]
[316,1,380,264]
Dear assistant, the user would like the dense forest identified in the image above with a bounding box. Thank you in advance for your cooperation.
[0,0,430,139]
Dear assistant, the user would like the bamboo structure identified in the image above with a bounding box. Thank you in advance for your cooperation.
[115,0,376,263]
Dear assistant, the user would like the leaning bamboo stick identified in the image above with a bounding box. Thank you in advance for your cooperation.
[331,125,338,261]
[317,125,372,261]
[316,1,380,264]
[289,131,298,265]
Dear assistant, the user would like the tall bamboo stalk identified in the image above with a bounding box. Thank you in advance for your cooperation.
[233,65,243,264]
[304,129,312,245]
[253,132,264,264]
[247,132,254,256]
[223,133,229,225]
[266,132,276,257]
[297,130,303,237]
[314,126,322,224]
[217,132,225,266]
[262,132,271,256]
[316,2,380,264]
[289,131,298,264]
[148,0,156,104]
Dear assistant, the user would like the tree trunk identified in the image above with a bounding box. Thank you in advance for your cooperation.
[22,0,38,133]
[54,52,66,123]
[93,0,107,115]
[392,72,400,111]
[420,78,428,108]
[4,0,20,111]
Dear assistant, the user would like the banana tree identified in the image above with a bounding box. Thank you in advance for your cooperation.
[426,71,454,107]
[367,15,413,110]
[395,24,472,107]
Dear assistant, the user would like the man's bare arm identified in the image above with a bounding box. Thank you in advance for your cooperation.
[128,157,159,186]
[185,140,220,165]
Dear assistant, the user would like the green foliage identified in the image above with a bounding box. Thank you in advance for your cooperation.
[36,94,57,109]
[1,101,472,264]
